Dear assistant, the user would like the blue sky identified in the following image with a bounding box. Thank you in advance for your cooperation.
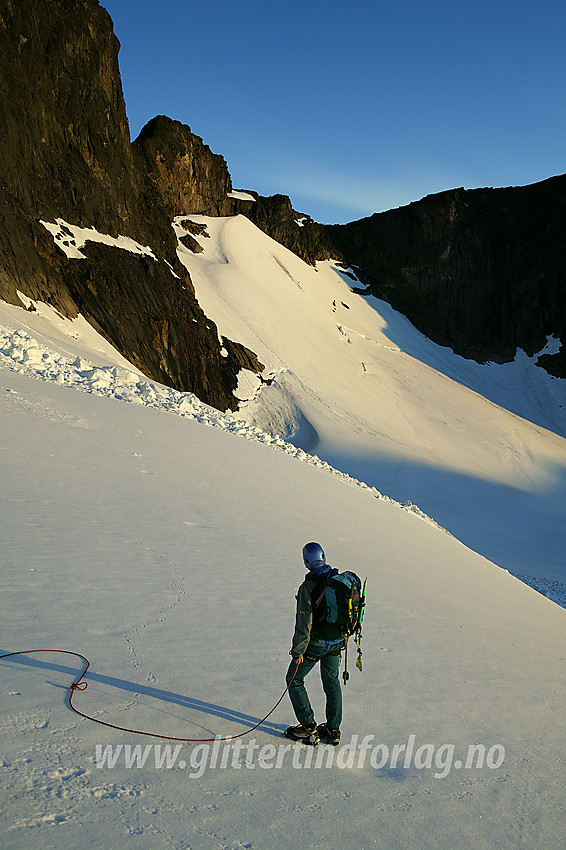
[102,0,565,224]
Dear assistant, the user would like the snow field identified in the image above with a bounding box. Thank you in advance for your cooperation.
[4,301,565,605]
[1,359,565,850]
[1,213,566,848]
[0,308,439,527]
[175,214,566,582]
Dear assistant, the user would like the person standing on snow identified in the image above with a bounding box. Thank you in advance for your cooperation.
[284,542,344,746]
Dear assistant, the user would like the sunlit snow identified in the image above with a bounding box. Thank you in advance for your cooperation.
[1,213,566,849]
[1,290,565,849]
[175,214,566,581]
[40,218,158,261]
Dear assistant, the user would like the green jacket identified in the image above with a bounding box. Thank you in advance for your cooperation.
[291,575,319,658]
[290,574,344,658]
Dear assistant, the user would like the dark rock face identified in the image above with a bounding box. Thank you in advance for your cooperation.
[0,0,140,235]
[325,178,566,376]
[0,0,258,410]
[2,0,564,405]
[62,243,243,401]
[228,192,336,266]
[132,115,233,218]
[228,180,566,379]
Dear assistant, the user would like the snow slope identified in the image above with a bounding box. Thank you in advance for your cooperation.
[0,298,411,510]
[175,214,566,581]
[1,304,565,850]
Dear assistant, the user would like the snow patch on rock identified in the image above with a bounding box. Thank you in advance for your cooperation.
[228,190,256,202]
[40,218,158,261]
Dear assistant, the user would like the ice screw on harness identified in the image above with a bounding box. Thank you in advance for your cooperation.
[343,577,367,684]
[355,578,367,672]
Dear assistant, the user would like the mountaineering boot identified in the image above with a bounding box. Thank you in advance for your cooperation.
[284,722,320,746]
[317,723,341,746]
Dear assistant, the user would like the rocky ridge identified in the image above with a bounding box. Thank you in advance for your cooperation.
[325,179,566,376]
[1,0,565,413]
[0,0,261,410]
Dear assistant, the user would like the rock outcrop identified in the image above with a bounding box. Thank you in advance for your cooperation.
[224,178,566,379]
[0,0,260,409]
[324,178,566,376]
[227,192,336,266]
[132,115,234,219]
[1,0,565,405]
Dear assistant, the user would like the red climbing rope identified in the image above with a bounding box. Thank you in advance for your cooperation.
[0,649,299,742]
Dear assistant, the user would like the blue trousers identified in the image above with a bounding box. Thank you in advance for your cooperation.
[286,644,342,729]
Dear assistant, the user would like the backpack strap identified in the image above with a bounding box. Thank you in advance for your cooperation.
[311,576,331,622]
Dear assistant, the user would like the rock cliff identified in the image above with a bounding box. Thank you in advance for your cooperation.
[0,0,260,409]
[1,0,564,407]
[325,178,566,375]
[223,178,566,380]
[227,192,336,266]
[132,115,234,219]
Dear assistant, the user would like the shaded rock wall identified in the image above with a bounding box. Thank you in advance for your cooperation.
[132,115,233,218]
[325,177,566,376]
[0,0,258,409]
[1,0,564,401]
[227,192,336,266]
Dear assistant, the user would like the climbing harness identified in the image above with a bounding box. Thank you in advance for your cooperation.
[0,649,301,743]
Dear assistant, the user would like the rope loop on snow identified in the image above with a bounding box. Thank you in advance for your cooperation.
[0,648,299,743]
